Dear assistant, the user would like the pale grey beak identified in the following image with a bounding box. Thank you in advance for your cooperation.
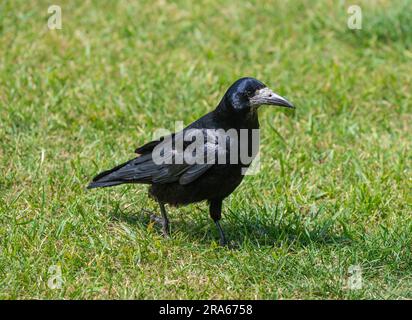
[250,87,295,109]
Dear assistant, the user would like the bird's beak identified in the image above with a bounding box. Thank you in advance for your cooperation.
[250,87,295,109]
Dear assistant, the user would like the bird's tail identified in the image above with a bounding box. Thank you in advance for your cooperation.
[87,159,133,189]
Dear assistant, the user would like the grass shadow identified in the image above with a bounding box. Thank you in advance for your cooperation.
[108,203,354,250]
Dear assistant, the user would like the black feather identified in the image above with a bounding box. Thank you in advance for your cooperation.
[88,78,273,205]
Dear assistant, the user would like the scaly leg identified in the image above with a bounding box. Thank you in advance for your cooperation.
[143,202,170,238]
[209,199,226,246]
[158,202,170,237]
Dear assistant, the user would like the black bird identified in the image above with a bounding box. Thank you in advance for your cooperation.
[88,77,294,245]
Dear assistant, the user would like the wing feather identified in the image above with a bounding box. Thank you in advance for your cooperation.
[93,128,229,186]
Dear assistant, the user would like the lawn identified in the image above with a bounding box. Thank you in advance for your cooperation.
[0,0,411,299]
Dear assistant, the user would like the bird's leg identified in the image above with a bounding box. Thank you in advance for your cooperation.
[149,213,164,224]
[215,220,226,246]
[209,199,226,246]
[143,204,170,238]
[158,202,170,238]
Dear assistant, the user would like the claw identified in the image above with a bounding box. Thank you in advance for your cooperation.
[149,213,164,224]
[142,208,170,238]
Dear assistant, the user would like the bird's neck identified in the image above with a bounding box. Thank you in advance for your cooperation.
[214,101,260,130]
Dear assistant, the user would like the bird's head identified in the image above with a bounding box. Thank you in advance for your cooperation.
[219,77,294,114]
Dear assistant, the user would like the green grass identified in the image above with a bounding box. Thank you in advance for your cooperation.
[0,0,411,299]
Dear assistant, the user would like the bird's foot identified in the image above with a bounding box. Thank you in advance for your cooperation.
[142,209,170,238]
[150,214,170,238]
[149,213,163,224]
[213,221,238,249]
[218,239,239,250]
[215,221,227,247]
